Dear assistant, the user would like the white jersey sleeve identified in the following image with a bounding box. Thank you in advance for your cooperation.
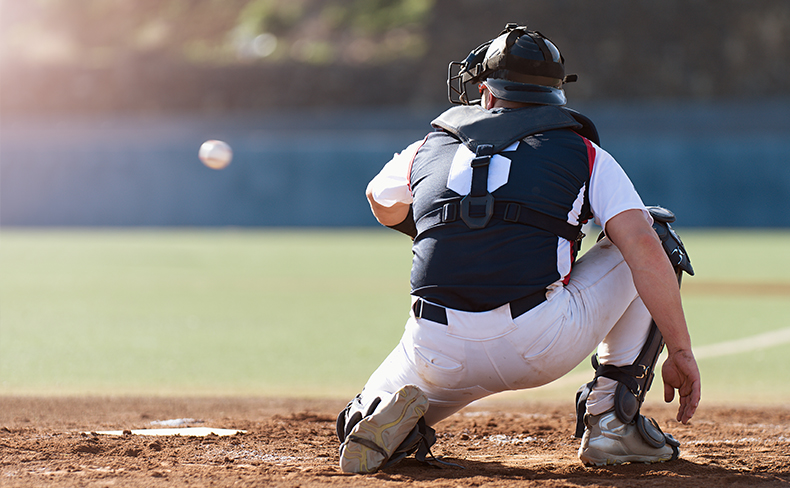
[365,139,425,207]
[588,142,652,229]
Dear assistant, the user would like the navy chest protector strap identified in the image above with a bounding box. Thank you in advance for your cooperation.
[416,143,583,241]
[419,199,583,242]
[416,105,589,238]
[459,144,496,229]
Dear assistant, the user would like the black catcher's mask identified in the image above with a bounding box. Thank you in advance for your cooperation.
[448,23,577,106]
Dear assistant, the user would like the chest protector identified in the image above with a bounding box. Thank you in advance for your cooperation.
[409,105,595,311]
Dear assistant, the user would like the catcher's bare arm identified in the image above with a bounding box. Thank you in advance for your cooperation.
[605,209,701,424]
[366,189,410,227]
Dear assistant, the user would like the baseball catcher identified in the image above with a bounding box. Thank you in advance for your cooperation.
[336,23,701,473]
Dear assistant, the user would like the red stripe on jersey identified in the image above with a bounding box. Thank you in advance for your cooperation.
[406,135,430,194]
[562,240,576,285]
[582,136,596,175]
[562,136,596,285]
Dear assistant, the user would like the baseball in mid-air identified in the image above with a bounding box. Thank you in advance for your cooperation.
[199,140,233,170]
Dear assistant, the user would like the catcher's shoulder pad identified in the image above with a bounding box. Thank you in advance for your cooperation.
[563,107,601,146]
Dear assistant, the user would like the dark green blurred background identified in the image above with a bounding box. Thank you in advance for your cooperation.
[3,0,788,114]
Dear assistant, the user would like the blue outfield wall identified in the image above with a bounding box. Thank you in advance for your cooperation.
[1,101,788,227]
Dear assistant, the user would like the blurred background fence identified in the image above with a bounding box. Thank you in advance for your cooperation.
[2,0,789,227]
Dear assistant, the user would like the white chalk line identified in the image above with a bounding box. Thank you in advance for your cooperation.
[90,427,244,437]
[536,326,790,392]
[693,326,790,359]
[686,436,790,446]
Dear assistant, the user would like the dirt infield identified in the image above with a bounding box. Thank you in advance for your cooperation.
[1,396,788,487]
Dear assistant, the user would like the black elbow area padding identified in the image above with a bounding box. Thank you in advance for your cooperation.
[388,206,417,239]
[647,206,694,276]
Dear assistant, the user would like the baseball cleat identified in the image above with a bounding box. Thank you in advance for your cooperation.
[578,410,679,466]
[339,385,429,473]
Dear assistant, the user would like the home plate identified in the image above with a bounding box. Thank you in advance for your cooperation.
[89,427,245,437]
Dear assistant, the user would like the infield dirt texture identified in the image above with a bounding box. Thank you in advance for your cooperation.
[1,396,788,487]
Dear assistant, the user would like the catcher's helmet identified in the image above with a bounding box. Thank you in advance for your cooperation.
[448,23,577,106]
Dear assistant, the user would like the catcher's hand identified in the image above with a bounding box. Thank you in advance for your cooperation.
[662,349,701,424]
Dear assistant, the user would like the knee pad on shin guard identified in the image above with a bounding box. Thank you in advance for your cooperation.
[573,323,663,437]
[599,322,664,424]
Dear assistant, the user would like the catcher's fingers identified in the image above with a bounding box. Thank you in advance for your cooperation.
[662,350,701,424]
[678,375,701,424]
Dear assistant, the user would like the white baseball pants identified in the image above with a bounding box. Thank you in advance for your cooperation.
[359,237,653,426]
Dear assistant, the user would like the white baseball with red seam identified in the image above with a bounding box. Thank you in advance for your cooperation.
[199,140,233,170]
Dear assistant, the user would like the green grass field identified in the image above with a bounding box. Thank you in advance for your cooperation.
[1,228,789,406]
